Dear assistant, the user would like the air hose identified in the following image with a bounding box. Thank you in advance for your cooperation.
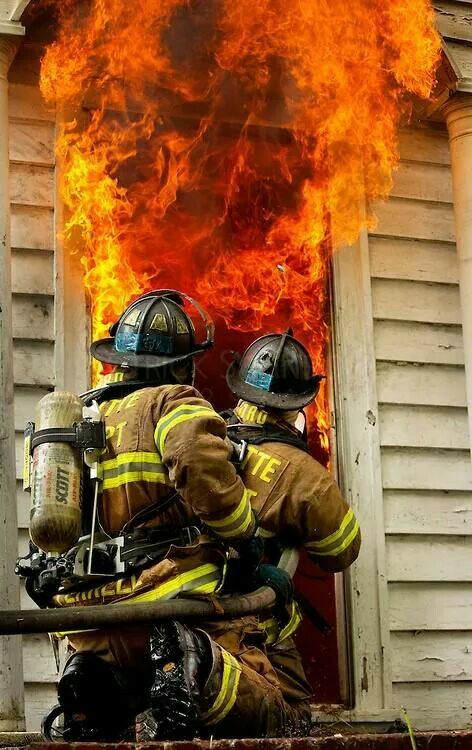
[0,549,298,636]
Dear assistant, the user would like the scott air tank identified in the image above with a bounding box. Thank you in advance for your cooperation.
[30,392,83,555]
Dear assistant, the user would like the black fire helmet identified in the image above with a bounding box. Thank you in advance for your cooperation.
[90,289,214,368]
[226,330,324,410]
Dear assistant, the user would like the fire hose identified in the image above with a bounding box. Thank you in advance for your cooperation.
[0,549,298,636]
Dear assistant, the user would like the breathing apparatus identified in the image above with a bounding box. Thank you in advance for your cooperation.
[17,392,108,604]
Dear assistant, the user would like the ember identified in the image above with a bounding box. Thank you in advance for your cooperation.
[39,0,440,454]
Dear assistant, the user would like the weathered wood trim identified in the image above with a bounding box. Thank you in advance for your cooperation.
[332,220,392,711]
[54,108,89,393]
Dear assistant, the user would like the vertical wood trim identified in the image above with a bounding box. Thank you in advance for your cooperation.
[54,109,89,393]
[332,218,392,713]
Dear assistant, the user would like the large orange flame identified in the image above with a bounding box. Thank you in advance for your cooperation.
[39,0,440,456]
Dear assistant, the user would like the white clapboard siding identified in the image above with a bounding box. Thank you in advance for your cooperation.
[391,631,472,682]
[23,635,59,684]
[11,250,54,296]
[371,198,455,242]
[398,129,450,165]
[374,320,464,365]
[9,119,55,166]
[24,684,58,731]
[369,237,459,284]
[391,682,472,730]
[386,535,472,582]
[384,490,472,535]
[391,162,453,203]
[9,78,58,731]
[11,204,54,250]
[12,296,54,341]
[10,163,55,208]
[389,582,472,631]
[376,362,467,408]
[13,340,55,387]
[372,278,461,325]
[379,404,469,450]
[381,447,472,491]
[367,122,472,729]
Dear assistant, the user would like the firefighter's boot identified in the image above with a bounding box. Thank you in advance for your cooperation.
[135,620,211,742]
[42,652,136,742]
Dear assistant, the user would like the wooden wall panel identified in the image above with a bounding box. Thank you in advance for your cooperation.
[384,490,472,535]
[9,80,58,730]
[391,682,472,730]
[11,250,54,296]
[369,237,458,284]
[367,122,472,729]
[372,278,461,325]
[389,582,472,630]
[371,198,455,242]
[376,362,467,408]
[381,447,472,491]
[12,296,54,341]
[386,536,472,582]
[379,404,469,450]
[391,631,472,682]
[374,320,463,365]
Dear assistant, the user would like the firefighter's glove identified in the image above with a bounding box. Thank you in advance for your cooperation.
[224,534,264,593]
[256,564,294,608]
[235,533,264,575]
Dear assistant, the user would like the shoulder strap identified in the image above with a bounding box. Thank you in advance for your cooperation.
[81,379,150,405]
[224,417,311,455]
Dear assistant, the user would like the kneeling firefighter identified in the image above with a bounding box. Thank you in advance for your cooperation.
[223,330,362,728]
[19,290,301,742]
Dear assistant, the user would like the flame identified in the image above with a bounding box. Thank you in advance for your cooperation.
[39,0,440,456]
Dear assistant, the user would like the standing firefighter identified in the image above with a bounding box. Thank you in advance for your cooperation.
[223,330,361,721]
[29,290,304,742]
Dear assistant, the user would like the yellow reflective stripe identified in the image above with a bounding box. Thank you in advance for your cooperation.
[154,404,218,456]
[258,602,302,646]
[277,602,302,643]
[100,451,161,470]
[202,650,241,726]
[202,651,232,722]
[206,491,248,529]
[314,519,360,557]
[118,563,221,604]
[98,451,169,490]
[205,489,253,538]
[102,471,168,490]
[307,508,354,551]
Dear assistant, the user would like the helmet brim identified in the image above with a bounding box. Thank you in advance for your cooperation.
[90,338,201,368]
[226,361,322,411]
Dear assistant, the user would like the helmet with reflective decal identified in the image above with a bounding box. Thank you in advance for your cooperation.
[226,330,324,410]
[90,289,214,368]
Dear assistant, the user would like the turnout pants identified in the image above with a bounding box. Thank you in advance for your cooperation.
[66,616,312,737]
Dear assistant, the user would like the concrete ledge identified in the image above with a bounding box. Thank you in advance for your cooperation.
[0,733,41,748]
[7,730,470,750]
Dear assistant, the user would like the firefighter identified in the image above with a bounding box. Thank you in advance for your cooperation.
[41,290,301,743]
[223,330,362,724]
